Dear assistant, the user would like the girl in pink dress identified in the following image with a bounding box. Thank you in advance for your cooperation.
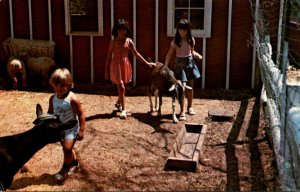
[105,19,155,119]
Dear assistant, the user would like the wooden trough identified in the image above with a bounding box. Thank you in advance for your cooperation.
[164,123,207,172]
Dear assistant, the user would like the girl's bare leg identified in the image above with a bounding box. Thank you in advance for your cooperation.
[179,82,186,121]
[117,82,126,111]
[186,80,194,108]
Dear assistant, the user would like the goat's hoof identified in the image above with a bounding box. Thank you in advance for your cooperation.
[150,111,157,116]
[173,118,179,124]
[148,111,153,114]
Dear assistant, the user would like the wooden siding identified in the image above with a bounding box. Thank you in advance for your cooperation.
[93,0,111,83]
[52,0,70,69]
[206,0,229,89]
[0,0,281,89]
[13,0,30,38]
[136,0,156,86]
[288,22,300,66]
[0,0,11,59]
[230,0,253,89]
[31,0,49,40]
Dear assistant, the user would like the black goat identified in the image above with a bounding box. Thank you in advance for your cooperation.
[148,62,191,123]
[0,104,77,190]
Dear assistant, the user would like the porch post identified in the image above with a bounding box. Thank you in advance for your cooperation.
[226,0,233,89]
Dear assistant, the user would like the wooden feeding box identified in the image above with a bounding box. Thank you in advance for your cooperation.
[3,38,55,58]
[164,123,207,172]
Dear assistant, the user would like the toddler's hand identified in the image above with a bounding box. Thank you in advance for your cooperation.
[76,131,84,141]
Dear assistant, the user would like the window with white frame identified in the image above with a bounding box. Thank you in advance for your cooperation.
[167,0,212,38]
[64,0,103,36]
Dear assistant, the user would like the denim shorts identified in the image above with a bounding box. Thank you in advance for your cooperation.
[64,126,79,140]
[174,55,201,82]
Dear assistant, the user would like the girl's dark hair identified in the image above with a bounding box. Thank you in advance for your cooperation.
[174,19,194,48]
[112,19,130,37]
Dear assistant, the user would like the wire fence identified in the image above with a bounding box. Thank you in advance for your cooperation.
[250,0,300,190]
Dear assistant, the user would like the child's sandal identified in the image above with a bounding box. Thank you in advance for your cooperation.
[179,114,186,121]
[54,163,70,181]
[68,159,80,176]
[187,107,196,115]
[120,110,127,119]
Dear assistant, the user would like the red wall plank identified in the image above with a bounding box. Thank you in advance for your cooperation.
[0,0,11,60]
[136,0,156,85]
[93,0,112,83]
[51,0,70,69]
[230,0,253,89]
[288,22,300,66]
[205,0,229,89]
[114,0,133,25]
[12,0,30,38]
[72,36,90,84]
[31,0,49,40]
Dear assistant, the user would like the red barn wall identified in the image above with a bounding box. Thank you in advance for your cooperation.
[31,0,49,40]
[72,36,91,83]
[136,0,156,86]
[0,0,11,60]
[230,0,253,89]
[288,22,300,66]
[12,0,30,38]
[93,0,112,83]
[51,0,70,69]
[158,0,171,64]
[206,0,229,89]
[0,0,281,90]
[260,0,280,59]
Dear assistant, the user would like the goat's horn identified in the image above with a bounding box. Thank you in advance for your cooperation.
[176,80,184,88]
[185,85,193,90]
[168,84,176,91]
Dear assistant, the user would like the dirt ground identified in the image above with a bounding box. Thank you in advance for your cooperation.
[0,85,279,191]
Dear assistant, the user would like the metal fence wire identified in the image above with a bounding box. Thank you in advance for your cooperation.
[250,0,300,190]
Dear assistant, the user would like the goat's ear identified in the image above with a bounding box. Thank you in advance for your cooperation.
[36,104,43,117]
